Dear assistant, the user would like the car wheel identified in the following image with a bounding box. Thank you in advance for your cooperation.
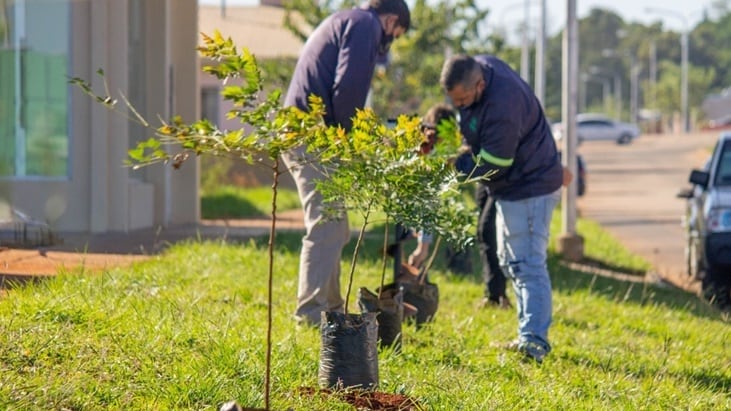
[701,265,731,309]
[617,134,632,145]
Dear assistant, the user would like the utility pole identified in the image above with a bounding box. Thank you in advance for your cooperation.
[534,0,546,105]
[558,0,584,261]
[646,7,690,133]
[650,40,657,109]
[520,0,531,82]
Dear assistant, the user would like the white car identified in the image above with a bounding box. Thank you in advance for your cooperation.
[552,113,641,145]
[678,131,731,309]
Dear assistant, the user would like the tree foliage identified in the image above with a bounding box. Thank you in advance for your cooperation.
[281,0,499,118]
[279,2,731,127]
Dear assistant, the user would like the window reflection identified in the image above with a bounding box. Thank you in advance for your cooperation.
[0,0,69,177]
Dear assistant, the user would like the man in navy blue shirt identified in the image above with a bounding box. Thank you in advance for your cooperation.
[281,0,411,326]
[441,54,563,363]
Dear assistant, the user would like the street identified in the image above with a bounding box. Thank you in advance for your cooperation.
[575,130,722,292]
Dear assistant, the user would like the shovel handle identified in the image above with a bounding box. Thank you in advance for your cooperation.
[418,236,442,284]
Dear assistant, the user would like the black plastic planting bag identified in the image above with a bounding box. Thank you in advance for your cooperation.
[357,287,404,349]
[318,311,379,390]
[379,280,439,327]
[399,280,439,327]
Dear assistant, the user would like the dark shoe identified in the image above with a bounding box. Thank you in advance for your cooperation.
[519,342,548,364]
[478,295,513,309]
[492,339,547,364]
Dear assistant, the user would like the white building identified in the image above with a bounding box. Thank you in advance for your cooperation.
[0,0,308,244]
[1,0,200,238]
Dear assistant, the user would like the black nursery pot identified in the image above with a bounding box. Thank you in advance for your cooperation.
[395,280,439,328]
[318,311,379,390]
[357,287,404,349]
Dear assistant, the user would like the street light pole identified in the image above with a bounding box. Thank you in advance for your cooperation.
[680,29,689,132]
[646,7,690,133]
[534,0,546,105]
[650,40,657,109]
[520,0,531,82]
[630,58,639,123]
[602,49,640,123]
[582,73,610,113]
[590,66,620,119]
[558,0,584,261]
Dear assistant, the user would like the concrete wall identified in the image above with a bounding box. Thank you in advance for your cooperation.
[0,0,199,236]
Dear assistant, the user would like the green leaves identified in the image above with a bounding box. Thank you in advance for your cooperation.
[314,109,474,249]
[73,29,474,261]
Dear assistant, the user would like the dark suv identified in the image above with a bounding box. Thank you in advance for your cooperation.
[679,132,731,309]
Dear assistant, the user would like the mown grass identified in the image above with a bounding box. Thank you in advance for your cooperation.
[550,209,652,274]
[201,186,301,219]
[202,187,651,275]
[1,221,729,409]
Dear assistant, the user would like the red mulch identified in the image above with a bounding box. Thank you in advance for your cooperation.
[298,386,421,410]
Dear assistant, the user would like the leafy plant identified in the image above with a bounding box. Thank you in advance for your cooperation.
[310,110,474,313]
[71,29,477,406]
[70,30,330,410]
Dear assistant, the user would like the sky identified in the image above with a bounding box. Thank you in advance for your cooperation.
[199,0,716,34]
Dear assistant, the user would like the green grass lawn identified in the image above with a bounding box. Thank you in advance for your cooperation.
[1,214,729,409]
[201,186,301,219]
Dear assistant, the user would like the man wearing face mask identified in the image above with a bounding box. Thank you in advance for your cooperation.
[441,54,563,363]
[281,0,411,327]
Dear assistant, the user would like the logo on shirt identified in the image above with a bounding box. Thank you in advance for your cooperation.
[469,117,478,133]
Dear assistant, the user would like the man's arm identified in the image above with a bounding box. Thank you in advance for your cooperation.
[454,116,521,187]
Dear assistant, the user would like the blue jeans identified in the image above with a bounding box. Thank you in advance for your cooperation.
[495,189,561,351]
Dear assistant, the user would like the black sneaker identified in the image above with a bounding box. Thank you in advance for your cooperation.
[478,295,513,309]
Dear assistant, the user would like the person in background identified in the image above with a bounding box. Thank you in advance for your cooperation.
[281,0,411,326]
[406,103,452,269]
[409,105,511,312]
[441,54,563,363]
[475,183,513,309]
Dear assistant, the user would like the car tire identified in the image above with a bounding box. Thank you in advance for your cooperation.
[701,265,731,309]
[617,134,632,145]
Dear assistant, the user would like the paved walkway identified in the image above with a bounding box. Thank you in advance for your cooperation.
[576,130,720,295]
[1,210,306,286]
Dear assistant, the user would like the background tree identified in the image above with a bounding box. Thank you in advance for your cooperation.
[279,1,731,128]
[281,0,499,118]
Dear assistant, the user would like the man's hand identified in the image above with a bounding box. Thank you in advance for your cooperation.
[562,166,574,187]
[408,240,430,268]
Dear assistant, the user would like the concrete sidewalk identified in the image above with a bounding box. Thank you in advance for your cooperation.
[1,210,306,284]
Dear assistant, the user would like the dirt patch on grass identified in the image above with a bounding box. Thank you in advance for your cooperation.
[298,386,422,410]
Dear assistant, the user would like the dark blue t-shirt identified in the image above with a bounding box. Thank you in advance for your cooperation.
[284,7,383,131]
[454,55,563,201]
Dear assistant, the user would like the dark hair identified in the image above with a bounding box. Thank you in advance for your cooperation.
[368,0,411,31]
[440,54,482,91]
[423,103,456,131]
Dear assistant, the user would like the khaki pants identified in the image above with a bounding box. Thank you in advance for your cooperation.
[281,145,350,325]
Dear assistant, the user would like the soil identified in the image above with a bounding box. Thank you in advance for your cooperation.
[298,387,421,410]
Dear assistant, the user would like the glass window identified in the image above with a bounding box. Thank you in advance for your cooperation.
[0,0,70,177]
[201,86,220,126]
[715,140,731,186]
